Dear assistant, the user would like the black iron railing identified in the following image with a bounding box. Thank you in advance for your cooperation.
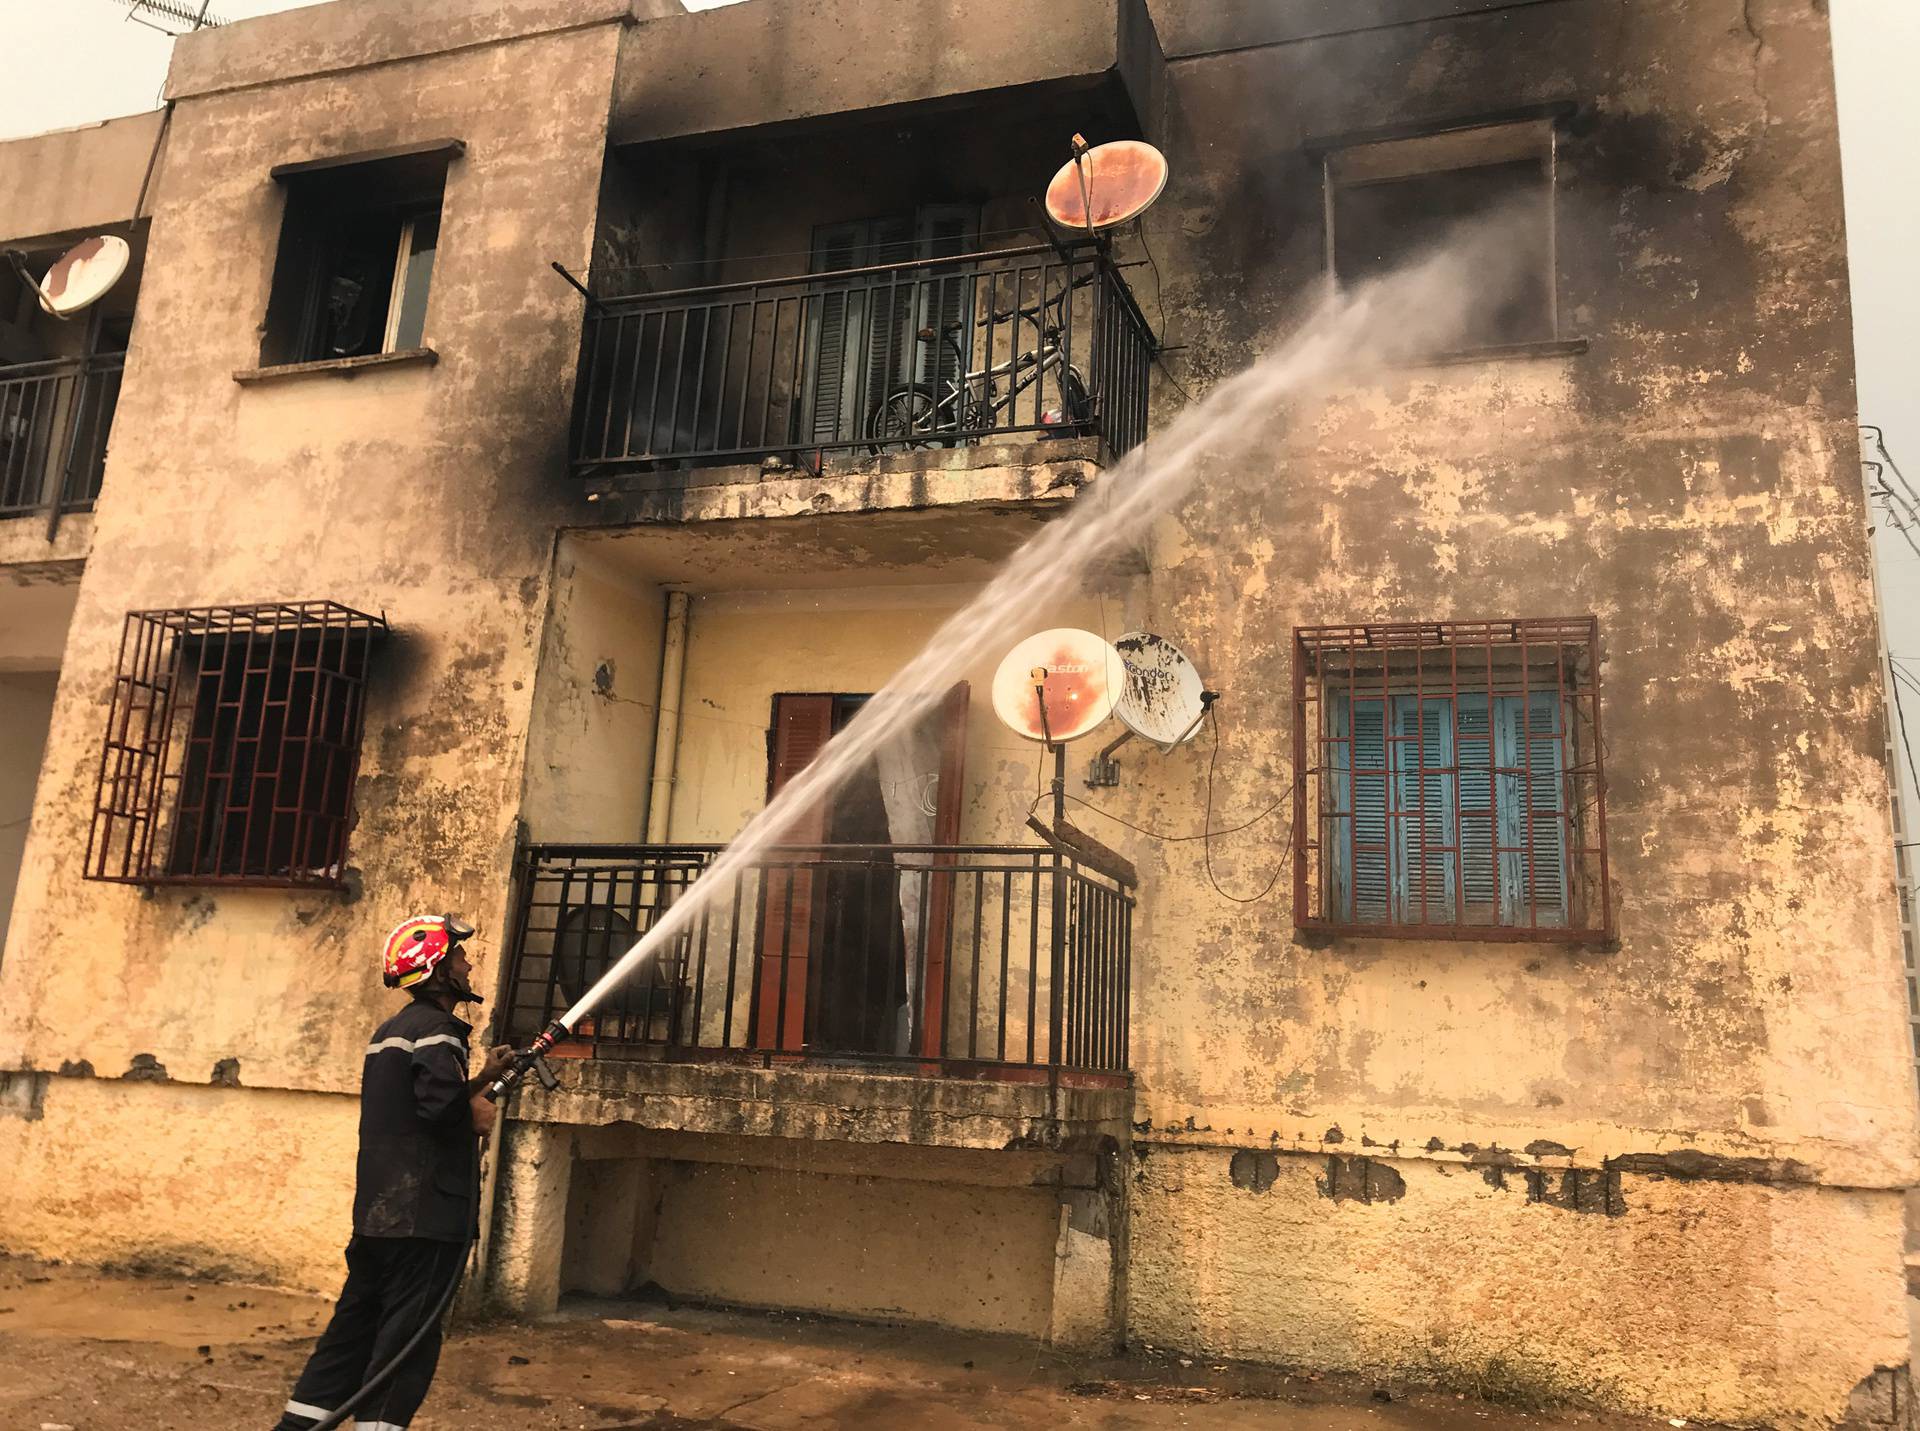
[503,842,1133,1077]
[570,242,1154,475]
[0,352,125,523]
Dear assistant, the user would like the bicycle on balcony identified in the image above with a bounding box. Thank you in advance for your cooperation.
[865,270,1096,453]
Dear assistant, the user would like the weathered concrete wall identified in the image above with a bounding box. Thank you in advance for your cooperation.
[0,110,166,245]
[0,672,58,957]
[0,5,626,1278]
[1083,0,1915,1420]
[1130,1146,1907,1426]
[647,1159,1059,1335]
[520,534,666,844]
[0,1074,356,1291]
[611,0,1153,146]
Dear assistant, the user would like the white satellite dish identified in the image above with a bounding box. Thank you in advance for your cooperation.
[1045,138,1169,234]
[990,628,1120,744]
[35,235,132,319]
[1112,632,1209,750]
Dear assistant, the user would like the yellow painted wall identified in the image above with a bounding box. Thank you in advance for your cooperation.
[645,1159,1058,1337]
[0,1075,356,1291]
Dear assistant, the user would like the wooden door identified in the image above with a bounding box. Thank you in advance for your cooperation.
[754,694,834,1050]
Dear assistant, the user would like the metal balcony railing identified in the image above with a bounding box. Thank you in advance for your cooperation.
[503,842,1133,1077]
[570,242,1154,476]
[0,352,125,526]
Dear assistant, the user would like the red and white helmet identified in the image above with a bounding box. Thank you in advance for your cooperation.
[382,914,475,989]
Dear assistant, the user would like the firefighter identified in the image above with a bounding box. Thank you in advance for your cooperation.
[273,914,513,1431]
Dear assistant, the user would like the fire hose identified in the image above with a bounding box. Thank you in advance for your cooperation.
[302,1022,568,1431]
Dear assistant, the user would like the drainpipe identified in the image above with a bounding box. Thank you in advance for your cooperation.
[646,591,690,842]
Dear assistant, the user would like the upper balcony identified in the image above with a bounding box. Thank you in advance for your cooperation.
[573,0,1165,517]
[569,240,1154,492]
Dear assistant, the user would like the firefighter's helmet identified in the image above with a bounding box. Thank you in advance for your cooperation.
[382,914,476,989]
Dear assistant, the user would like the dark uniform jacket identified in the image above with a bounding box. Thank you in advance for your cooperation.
[352,999,478,1242]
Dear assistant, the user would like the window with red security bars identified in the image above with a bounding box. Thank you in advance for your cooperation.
[85,603,387,888]
[1292,618,1613,942]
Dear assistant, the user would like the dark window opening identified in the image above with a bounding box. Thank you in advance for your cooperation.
[262,150,449,366]
[1293,618,1612,942]
[85,603,387,888]
[1325,119,1558,350]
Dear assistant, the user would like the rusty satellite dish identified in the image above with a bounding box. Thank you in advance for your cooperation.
[991,628,1120,744]
[1113,631,1208,750]
[33,235,132,319]
[1045,138,1169,234]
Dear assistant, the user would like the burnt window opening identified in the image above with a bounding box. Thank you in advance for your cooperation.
[85,603,387,888]
[1323,118,1560,351]
[1293,618,1612,943]
[261,144,456,366]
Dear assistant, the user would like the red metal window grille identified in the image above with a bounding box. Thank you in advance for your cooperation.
[85,602,387,888]
[1292,617,1613,943]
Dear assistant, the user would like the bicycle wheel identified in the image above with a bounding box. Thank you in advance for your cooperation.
[1059,366,1092,425]
[867,384,945,455]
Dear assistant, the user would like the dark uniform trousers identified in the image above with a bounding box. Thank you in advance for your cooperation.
[276,999,480,1431]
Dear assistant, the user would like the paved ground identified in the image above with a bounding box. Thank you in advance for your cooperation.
[0,1257,1692,1430]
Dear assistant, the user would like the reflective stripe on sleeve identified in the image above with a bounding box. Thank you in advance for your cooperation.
[364,1032,469,1058]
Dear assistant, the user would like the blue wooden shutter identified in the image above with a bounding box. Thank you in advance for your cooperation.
[1495,691,1569,926]
[1456,694,1498,922]
[1329,694,1391,923]
[807,221,868,444]
[1391,696,1455,924]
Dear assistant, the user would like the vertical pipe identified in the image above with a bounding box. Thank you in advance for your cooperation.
[644,591,691,844]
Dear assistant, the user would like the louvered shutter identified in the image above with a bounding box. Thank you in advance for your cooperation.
[807,224,867,444]
[1495,691,1569,927]
[1330,695,1392,924]
[1456,694,1499,922]
[861,215,920,424]
[914,206,977,392]
[1391,696,1456,924]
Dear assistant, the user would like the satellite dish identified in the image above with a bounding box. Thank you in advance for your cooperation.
[991,628,1120,744]
[1045,139,1169,234]
[1113,632,1209,750]
[36,235,132,319]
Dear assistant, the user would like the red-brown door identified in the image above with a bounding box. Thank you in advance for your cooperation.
[753,687,969,1055]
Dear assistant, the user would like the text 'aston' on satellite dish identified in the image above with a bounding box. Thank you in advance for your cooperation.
[1045,139,1169,234]
[1112,631,1209,750]
[38,235,132,319]
[991,628,1120,744]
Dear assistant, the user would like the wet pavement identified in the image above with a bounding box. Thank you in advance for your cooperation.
[0,1258,1692,1430]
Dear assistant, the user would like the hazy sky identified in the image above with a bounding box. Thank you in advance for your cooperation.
[0,0,1913,810]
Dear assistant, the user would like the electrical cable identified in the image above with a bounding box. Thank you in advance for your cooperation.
[1201,705,1295,903]
[1891,656,1920,810]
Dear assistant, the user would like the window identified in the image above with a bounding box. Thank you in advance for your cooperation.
[85,603,386,887]
[1294,618,1612,941]
[261,142,459,366]
[1322,117,1560,350]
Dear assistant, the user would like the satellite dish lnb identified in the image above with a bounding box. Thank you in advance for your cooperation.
[1113,632,1209,751]
[1045,139,1169,234]
[991,628,1120,744]
[34,235,132,319]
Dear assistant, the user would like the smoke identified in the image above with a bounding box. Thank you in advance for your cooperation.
[556,207,1540,1030]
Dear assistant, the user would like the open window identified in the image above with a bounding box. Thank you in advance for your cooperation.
[85,602,387,887]
[1294,618,1612,942]
[1321,116,1562,351]
[260,142,458,367]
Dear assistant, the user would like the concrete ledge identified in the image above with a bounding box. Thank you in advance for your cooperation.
[514,1057,1135,1153]
[582,439,1102,526]
[0,514,90,572]
[233,348,438,385]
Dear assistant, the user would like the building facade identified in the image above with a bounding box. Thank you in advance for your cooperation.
[0,1,1912,1425]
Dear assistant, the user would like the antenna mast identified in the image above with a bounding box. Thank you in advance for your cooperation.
[112,0,227,34]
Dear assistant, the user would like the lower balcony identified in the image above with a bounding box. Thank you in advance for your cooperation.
[501,841,1135,1148]
[0,351,123,533]
[568,241,1154,493]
